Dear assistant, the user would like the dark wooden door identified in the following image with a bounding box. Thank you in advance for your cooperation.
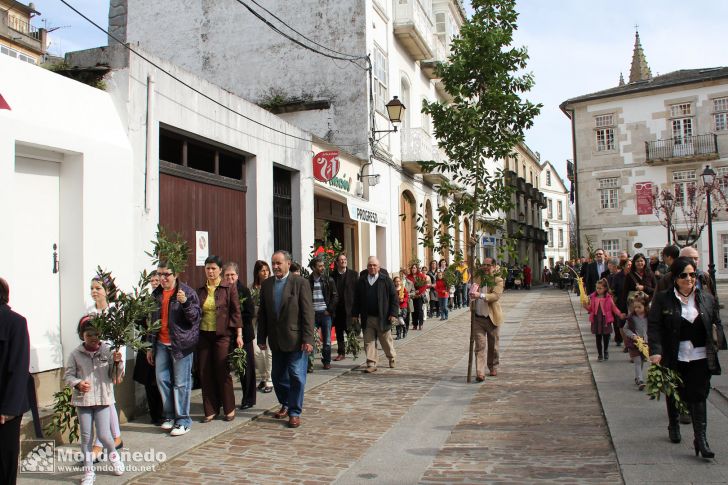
[159,173,246,289]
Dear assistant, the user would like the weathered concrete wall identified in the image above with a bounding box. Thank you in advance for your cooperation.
[119,0,369,151]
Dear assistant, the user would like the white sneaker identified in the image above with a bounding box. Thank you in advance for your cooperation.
[170,424,190,436]
[160,419,174,430]
[109,452,124,476]
[80,470,95,485]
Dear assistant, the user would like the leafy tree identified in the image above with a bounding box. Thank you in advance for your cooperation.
[419,0,541,272]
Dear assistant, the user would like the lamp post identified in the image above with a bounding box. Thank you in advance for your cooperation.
[360,96,407,192]
[701,165,717,290]
[664,191,674,245]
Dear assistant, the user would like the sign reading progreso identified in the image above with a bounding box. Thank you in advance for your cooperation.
[312,151,340,182]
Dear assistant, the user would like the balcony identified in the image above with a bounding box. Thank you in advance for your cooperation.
[645,133,718,165]
[420,35,447,79]
[0,10,44,55]
[394,0,434,60]
[400,127,435,172]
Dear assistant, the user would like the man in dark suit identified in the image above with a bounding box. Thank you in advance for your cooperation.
[0,278,30,485]
[331,253,358,360]
[584,248,607,295]
[257,250,314,428]
[352,256,398,373]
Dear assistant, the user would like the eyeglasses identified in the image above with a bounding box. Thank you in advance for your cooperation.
[678,272,697,279]
[158,272,173,278]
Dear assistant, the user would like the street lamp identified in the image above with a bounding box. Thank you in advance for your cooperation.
[701,165,717,289]
[664,191,674,245]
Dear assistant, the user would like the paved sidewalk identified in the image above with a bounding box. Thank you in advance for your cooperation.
[127,289,619,484]
[17,309,465,485]
[569,289,728,484]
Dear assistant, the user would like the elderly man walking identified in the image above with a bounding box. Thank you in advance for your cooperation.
[469,257,504,382]
[352,256,398,373]
[257,250,314,428]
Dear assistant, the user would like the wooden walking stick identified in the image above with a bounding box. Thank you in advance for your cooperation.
[467,309,475,383]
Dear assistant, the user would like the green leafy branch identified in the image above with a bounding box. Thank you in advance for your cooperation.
[145,224,190,275]
[228,346,247,377]
[44,387,79,443]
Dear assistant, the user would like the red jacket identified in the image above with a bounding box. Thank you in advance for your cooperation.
[397,286,409,309]
[407,273,429,296]
[586,292,621,324]
[435,279,449,298]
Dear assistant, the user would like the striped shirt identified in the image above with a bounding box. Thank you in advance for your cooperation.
[312,277,327,312]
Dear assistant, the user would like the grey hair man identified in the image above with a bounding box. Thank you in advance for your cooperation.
[351,256,398,373]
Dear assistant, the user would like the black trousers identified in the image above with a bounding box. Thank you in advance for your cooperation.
[333,311,348,355]
[595,334,611,357]
[239,341,257,406]
[0,416,21,485]
[411,297,424,329]
[144,381,164,423]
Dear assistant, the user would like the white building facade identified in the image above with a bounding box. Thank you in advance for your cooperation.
[562,49,728,276]
[1,46,314,422]
[110,0,493,272]
[540,160,570,267]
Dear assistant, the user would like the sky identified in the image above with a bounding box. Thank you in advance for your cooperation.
[31,0,728,183]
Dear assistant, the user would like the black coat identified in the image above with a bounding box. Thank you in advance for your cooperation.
[308,274,338,315]
[235,281,256,344]
[331,268,358,325]
[352,272,398,331]
[584,261,607,295]
[0,304,30,417]
[648,288,724,373]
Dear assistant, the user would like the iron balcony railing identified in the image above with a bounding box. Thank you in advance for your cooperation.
[645,133,718,161]
[401,127,434,162]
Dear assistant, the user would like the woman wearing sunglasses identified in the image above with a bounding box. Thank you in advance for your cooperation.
[648,256,725,459]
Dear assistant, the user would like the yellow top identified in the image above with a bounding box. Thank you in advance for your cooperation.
[201,283,218,332]
[457,263,470,283]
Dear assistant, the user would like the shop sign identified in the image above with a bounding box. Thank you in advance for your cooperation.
[348,202,388,226]
[312,151,340,182]
[481,236,497,246]
[328,174,352,192]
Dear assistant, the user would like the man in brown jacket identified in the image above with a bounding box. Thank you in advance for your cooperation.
[470,257,504,382]
[257,250,314,428]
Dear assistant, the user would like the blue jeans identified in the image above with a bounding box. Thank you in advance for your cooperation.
[315,311,332,364]
[271,350,309,417]
[461,284,470,307]
[155,342,193,428]
[439,297,449,319]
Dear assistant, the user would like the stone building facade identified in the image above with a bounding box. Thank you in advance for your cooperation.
[539,160,570,267]
[0,0,46,64]
[562,32,728,278]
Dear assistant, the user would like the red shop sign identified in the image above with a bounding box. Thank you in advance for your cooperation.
[312,151,340,182]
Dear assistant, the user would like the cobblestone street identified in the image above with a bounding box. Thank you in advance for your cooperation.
[128,287,621,485]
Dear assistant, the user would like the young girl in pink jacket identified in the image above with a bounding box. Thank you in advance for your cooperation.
[583,278,625,362]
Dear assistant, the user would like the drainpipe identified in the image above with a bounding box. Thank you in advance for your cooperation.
[567,108,580,257]
[144,75,155,213]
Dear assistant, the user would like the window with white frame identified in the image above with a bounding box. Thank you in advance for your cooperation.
[372,45,388,115]
[673,169,696,206]
[557,200,563,220]
[670,103,693,146]
[723,234,728,269]
[717,166,728,195]
[599,177,619,209]
[546,170,552,186]
[548,228,554,247]
[547,198,553,219]
[714,97,728,132]
[558,228,564,248]
[595,114,615,151]
[602,239,620,255]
